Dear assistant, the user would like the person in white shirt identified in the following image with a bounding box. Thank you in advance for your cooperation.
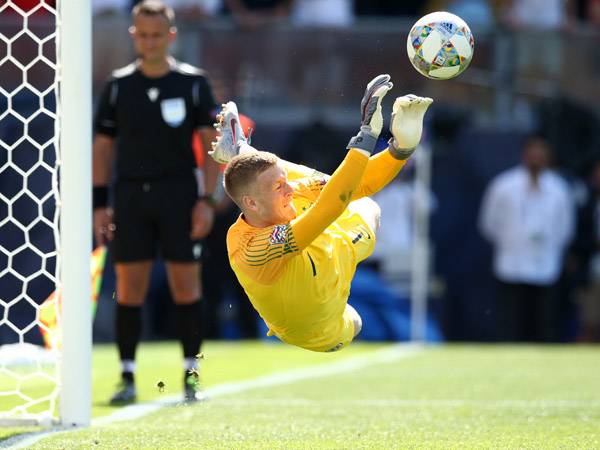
[479,135,575,342]
[290,0,354,28]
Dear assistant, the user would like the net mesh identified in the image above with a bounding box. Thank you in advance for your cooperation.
[0,0,60,423]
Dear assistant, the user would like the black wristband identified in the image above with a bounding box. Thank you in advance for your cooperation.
[93,186,109,209]
[197,195,217,207]
[347,129,377,154]
[387,138,416,160]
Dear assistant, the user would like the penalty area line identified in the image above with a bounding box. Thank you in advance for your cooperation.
[2,343,423,449]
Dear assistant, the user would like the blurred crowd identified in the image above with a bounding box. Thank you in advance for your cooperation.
[85,0,600,27]
[6,0,599,26]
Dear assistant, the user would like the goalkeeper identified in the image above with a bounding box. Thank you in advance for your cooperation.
[211,75,432,352]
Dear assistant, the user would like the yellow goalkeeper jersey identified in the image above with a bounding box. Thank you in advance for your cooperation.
[227,148,407,351]
[227,180,374,351]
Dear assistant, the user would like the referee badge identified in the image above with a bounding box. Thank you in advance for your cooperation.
[161,97,186,127]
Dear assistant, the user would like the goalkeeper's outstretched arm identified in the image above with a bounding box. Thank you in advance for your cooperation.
[290,74,393,250]
[353,94,433,198]
[282,94,433,200]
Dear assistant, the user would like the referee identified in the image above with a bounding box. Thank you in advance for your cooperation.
[92,0,220,404]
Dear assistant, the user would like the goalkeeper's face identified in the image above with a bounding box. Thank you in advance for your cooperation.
[248,163,297,225]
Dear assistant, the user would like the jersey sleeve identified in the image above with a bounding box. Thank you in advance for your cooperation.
[232,224,301,285]
[292,176,328,202]
[283,149,404,251]
[231,150,368,283]
[280,148,406,200]
[93,78,118,137]
[352,148,408,199]
[290,149,369,250]
[192,75,218,128]
[280,160,328,182]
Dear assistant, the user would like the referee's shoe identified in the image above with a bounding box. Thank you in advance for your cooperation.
[184,369,205,403]
[109,375,136,405]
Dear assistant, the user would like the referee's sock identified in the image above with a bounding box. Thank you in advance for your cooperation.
[116,303,142,384]
[175,300,203,367]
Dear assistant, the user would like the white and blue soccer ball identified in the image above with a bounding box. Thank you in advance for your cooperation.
[407,11,474,80]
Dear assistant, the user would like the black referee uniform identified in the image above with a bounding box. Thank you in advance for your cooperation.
[94,59,217,262]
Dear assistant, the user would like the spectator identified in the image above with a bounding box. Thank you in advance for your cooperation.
[0,0,56,13]
[223,0,292,28]
[354,0,425,17]
[290,0,354,28]
[576,159,600,342]
[93,0,129,15]
[479,135,575,342]
[165,0,223,19]
[93,0,133,88]
[502,0,571,29]
[92,0,220,404]
[499,0,574,77]
[285,119,348,176]
[589,0,600,25]
[445,0,496,29]
[370,161,421,286]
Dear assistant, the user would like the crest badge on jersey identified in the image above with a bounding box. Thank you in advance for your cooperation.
[160,97,186,127]
[146,87,159,102]
[269,225,288,245]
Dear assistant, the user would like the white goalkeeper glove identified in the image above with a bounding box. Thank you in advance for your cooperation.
[347,74,393,154]
[388,94,433,160]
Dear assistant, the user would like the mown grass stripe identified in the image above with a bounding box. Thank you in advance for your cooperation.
[3,344,421,449]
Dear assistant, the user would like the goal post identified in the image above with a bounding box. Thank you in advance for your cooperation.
[58,0,92,427]
[0,0,92,426]
[410,141,432,342]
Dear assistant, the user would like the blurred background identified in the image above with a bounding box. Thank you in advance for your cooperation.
[1,0,600,346]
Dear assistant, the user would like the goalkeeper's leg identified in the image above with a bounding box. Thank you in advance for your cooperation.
[346,304,363,338]
[348,196,381,234]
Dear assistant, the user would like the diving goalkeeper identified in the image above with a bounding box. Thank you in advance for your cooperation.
[211,75,432,352]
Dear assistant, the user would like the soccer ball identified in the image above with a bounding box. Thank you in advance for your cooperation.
[407,11,474,80]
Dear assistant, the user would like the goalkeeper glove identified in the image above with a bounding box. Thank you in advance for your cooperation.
[347,74,393,154]
[388,94,433,160]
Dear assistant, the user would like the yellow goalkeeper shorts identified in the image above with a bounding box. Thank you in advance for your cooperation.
[338,206,377,264]
[299,306,356,353]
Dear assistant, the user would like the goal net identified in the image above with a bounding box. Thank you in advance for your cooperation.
[0,0,91,426]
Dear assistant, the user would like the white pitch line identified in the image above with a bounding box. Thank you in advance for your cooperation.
[3,343,422,449]
[208,398,600,408]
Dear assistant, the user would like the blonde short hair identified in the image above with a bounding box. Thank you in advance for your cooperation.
[223,151,279,207]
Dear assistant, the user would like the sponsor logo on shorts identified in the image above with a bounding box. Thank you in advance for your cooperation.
[325,342,344,352]
[352,227,371,244]
[352,233,363,244]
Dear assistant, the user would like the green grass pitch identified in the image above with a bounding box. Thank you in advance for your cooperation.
[1,342,599,449]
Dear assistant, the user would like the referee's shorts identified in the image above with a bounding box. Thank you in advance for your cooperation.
[112,175,202,263]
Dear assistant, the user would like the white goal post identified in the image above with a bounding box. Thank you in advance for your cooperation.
[0,0,91,426]
[58,0,92,427]
[410,141,432,342]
